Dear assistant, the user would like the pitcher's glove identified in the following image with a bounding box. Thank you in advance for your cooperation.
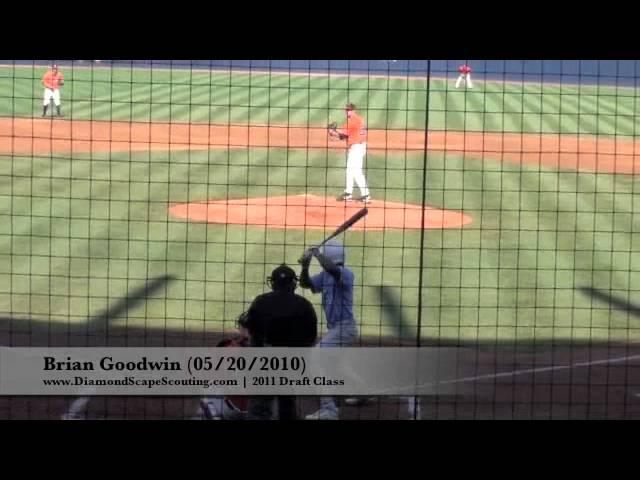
[328,122,347,140]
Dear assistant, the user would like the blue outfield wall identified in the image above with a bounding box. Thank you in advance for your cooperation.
[2,60,639,87]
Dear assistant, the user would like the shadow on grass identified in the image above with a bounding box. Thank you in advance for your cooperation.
[0,282,638,349]
[579,286,640,318]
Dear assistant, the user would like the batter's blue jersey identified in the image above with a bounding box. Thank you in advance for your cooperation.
[310,266,356,329]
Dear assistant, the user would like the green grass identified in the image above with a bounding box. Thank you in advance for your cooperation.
[2,64,640,135]
[1,64,640,343]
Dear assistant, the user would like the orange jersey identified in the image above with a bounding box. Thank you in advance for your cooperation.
[42,70,64,89]
[341,113,367,146]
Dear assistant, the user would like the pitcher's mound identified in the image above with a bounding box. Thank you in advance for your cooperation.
[169,194,472,231]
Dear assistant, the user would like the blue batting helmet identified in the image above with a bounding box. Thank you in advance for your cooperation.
[322,240,345,265]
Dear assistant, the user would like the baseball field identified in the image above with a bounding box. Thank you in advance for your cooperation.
[1,62,640,419]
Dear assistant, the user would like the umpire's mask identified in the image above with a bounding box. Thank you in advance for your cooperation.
[267,264,298,292]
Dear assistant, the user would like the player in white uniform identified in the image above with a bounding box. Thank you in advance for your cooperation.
[455,64,473,89]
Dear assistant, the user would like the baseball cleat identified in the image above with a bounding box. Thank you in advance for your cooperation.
[337,192,353,201]
[356,195,371,204]
[199,400,214,420]
[345,396,375,406]
[305,409,339,420]
[61,413,86,420]
[199,399,225,420]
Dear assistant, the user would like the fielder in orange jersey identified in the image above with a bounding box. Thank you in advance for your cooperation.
[41,64,65,117]
[330,103,371,203]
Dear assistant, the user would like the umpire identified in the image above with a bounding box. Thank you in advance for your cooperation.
[243,264,318,420]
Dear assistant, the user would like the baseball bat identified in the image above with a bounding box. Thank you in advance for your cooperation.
[298,207,368,264]
[319,207,368,246]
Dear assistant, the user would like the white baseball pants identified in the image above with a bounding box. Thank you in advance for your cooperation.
[455,74,473,89]
[43,88,61,106]
[345,142,369,197]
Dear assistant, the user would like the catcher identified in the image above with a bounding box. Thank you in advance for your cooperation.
[327,103,370,203]
[199,312,251,420]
